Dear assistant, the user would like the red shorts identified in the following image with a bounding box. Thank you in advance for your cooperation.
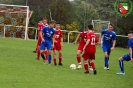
[82,52,95,60]
[77,43,85,51]
[53,43,62,51]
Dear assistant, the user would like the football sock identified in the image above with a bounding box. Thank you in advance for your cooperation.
[84,62,89,72]
[77,56,81,64]
[90,61,95,70]
[59,53,62,63]
[48,55,52,64]
[41,54,45,60]
[54,55,56,64]
[44,51,48,60]
[119,60,124,73]
[105,57,109,67]
[37,50,40,60]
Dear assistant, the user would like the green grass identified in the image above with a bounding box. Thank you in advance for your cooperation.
[0,37,133,88]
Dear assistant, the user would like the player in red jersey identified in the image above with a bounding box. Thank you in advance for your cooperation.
[73,31,88,69]
[82,24,98,74]
[34,18,49,60]
[53,23,63,66]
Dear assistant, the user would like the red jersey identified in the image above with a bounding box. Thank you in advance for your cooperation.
[55,29,63,43]
[38,23,44,31]
[79,31,88,44]
[85,32,98,53]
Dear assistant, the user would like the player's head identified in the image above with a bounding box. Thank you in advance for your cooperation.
[39,18,43,23]
[43,17,48,25]
[88,24,94,31]
[55,22,60,30]
[49,20,56,28]
[128,31,133,39]
[108,23,114,31]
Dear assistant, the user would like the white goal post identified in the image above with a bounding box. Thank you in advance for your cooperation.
[0,4,30,40]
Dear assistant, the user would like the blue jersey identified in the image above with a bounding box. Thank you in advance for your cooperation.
[128,38,133,56]
[101,29,116,48]
[42,26,55,43]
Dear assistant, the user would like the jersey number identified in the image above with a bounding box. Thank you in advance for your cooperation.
[91,37,96,45]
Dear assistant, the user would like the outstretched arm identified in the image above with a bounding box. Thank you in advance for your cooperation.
[73,34,80,44]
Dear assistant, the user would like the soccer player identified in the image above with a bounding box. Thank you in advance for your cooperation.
[116,31,133,75]
[40,20,56,65]
[53,23,63,66]
[82,24,98,74]
[73,30,88,69]
[34,18,49,60]
[99,24,116,70]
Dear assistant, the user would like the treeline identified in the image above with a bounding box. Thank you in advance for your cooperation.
[1,0,133,47]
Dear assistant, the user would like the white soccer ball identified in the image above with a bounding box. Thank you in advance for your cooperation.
[70,64,76,69]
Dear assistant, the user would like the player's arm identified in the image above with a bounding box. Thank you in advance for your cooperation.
[83,39,90,51]
[73,34,80,44]
[99,33,103,45]
[111,34,116,51]
[52,34,56,48]
[129,48,133,63]
[40,29,45,42]
[61,37,63,46]
[111,40,116,51]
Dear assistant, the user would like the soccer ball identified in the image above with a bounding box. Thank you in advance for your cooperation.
[70,64,76,69]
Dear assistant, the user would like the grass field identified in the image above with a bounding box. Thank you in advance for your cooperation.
[0,37,133,88]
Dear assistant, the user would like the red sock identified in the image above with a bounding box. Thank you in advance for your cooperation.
[84,62,89,72]
[77,56,81,63]
[54,57,56,64]
[90,61,95,69]
[37,50,40,60]
[59,53,62,63]
[44,51,48,60]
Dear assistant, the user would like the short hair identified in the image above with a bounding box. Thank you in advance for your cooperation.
[128,31,133,34]
[88,24,93,30]
[56,22,60,25]
[110,23,115,28]
[49,20,56,24]
[39,18,43,21]
[43,17,48,20]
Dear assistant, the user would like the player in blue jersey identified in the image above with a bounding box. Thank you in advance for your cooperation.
[99,24,116,70]
[40,20,56,65]
[116,31,133,75]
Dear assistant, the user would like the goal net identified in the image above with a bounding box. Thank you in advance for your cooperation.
[92,20,110,33]
[0,4,32,40]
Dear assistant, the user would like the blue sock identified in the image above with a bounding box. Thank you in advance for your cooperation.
[48,55,52,64]
[41,54,45,60]
[105,57,109,68]
[119,60,124,73]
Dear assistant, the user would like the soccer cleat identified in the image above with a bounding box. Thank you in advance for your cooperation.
[104,67,107,69]
[84,71,89,74]
[93,69,97,75]
[58,63,63,66]
[116,72,125,75]
[107,67,109,70]
[77,65,82,69]
[89,67,93,71]
[54,63,57,66]
[33,50,36,53]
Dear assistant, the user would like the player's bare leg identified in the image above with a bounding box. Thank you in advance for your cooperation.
[104,52,109,70]
[53,50,57,65]
[77,50,82,69]
[40,50,46,64]
[58,50,63,66]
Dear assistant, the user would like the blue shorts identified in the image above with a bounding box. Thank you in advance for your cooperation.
[122,54,131,61]
[40,42,52,50]
[102,45,111,55]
